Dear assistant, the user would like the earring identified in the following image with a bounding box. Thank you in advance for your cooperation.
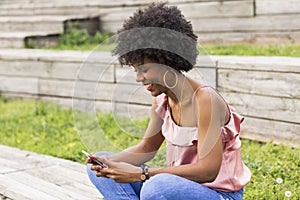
[163,70,178,89]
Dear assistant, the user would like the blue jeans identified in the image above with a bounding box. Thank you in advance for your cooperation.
[86,152,244,200]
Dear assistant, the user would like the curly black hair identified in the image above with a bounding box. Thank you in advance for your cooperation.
[112,2,198,72]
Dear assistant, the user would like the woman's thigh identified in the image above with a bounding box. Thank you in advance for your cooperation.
[140,173,242,200]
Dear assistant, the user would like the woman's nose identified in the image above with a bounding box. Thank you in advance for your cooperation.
[136,71,145,82]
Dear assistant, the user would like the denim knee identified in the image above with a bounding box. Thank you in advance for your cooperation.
[140,173,174,200]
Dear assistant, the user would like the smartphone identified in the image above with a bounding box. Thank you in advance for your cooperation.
[82,150,107,168]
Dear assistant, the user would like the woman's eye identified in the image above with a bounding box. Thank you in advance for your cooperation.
[141,69,148,73]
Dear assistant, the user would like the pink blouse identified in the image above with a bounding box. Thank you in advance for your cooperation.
[155,93,251,192]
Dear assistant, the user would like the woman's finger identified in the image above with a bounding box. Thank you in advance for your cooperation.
[91,165,103,171]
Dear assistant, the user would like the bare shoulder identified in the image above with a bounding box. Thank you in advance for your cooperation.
[193,86,230,124]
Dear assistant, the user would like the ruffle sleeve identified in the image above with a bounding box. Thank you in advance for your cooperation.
[222,106,244,151]
[154,94,168,119]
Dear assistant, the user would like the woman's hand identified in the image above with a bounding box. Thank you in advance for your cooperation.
[89,156,142,183]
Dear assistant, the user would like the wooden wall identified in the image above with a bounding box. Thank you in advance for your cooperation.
[1,0,299,45]
[99,0,300,45]
[0,49,299,147]
[215,56,300,147]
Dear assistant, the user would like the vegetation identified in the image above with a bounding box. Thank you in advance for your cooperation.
[0,98,299,199]
[24,26,300,57]
[203,44,300,57]
[25,25,112,50]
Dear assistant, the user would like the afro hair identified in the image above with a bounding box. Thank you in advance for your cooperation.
[112,2,198,72]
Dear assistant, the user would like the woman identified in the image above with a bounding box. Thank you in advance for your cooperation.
[87,3,251,200]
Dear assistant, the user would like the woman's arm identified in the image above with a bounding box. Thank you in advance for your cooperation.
[99,100,165,166]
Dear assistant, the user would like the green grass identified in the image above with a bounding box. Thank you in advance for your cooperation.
[25,26,300,57]
[203,44,300,57]
[0,98,299,199]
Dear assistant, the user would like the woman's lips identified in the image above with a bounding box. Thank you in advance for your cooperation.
[145,83,153,91]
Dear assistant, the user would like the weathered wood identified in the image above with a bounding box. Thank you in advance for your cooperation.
[39,79,152,105]
[0,175,57,200]
[192,14,300,32]
[105,101,152,119]
[217,69,300,99]
[198,31,300,45]
[240,117,300,148]
[0,76,38,94]
[24,165,95,193]
[0,16,64,32]
[0,50,115,82]
[256,0,300,15]
[177,0,254,18]
[186,67,216,88]
[215,55,300,73]
[96,82,152,105]
[101,0,254,22]
[102,21,123,33]
[221,92,300,124]
[0,145,85,173]
[0,145,103,199]
[5,172,92,200]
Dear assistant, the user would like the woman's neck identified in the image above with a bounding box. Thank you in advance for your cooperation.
[165,75,195,105]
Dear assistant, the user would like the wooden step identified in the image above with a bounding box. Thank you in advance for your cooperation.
[0,32,58,48]
[0,144,103,200]
[0,2,101,16]
[0,15,99,32]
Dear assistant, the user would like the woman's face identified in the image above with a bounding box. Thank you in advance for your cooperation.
[132,57,168,97]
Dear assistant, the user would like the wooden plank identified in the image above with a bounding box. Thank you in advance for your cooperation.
[0,92,38,101]
[197,31,300,45]
[96,82,153,105]
[39,79,75,97]
[0,49,89,63]
[0,145,84,173]
[0,76,38,94]
[0,157,33,174]
[100,7,140,22]
[217,69,300,99]
[76,62,115,83]
[215,55,300,73]
[101,0,254,21]
[5,172,93,200]
[0,60,52,77]
[39,79,152,105]
[24,165,99,195]
[177,0,254,18]
[0,56,115,82]
[0,21,63,33]
[0,174,57,200]
[221,92,300,124]
[240,117,300,148]
[186,67,216,88]
[116,65,136,84]
[102,21,123,33]
[0,145,103,199]
[256,0,300,15]
[106,101,152,119]
[40,96,73,108]
[192,14,300,32]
